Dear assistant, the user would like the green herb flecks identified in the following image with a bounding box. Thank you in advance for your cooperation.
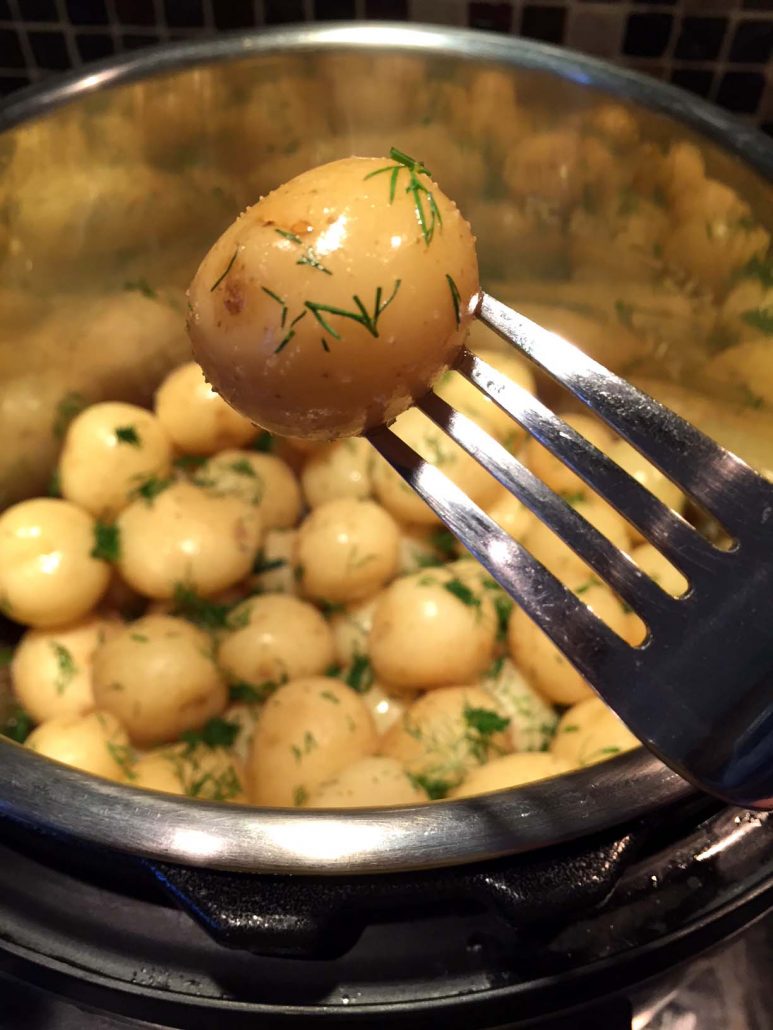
[561,490,588,508]
[365,147,443,246]
[173,454,207,472]
[132,476,173,504]
[345,654,374,694]
[123,277,156,300]
[228,458,257,478]
[575,577,601,596]
[615,299,635,330]
[210,248,238,292]
[740,255,773,289]
[293,785,308,806]
[91,522,121,562]
[171,583,233,631]
[463,705,511,763]
[739,383,765,409]
[320,689,341,704]
[251,431,275,453]
[446,273,461,327]
[275,228,303,244]
[485,655,506,680]
[493,593,513,642]
[181,716,240,752]
[1,704,33,744]
[318,599,345,616]
[53,392,88,440]
[741,307,773,335]
[48,470,61,497]
[297,247,332,276]
[443,578,480,609]
[324,662,343,678]
[262,285,288,327]
[50,642,77,695]
[430,528,457,558]
[274,310,307,353]
[114,425,141,447]
[305,279,401,341]
[252,553,288,576]
[409,773,452,800]
[561,724,580,733]
[107,741,137,780]
[229,680,279,704]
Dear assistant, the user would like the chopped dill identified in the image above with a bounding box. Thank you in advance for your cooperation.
[181,716,240,751]
[345,654,374,694]
[446,273,461,327]
[209,248,238,292]
[114,425,140,447]
[50,642,77,694]
[305,280,401,341]
[364,147,443,246]
[91,522,121,562]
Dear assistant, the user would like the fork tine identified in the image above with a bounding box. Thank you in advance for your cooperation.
[366,424,631,680]
[478,292,763,531]
[456,346,727,580]
[417,390,673,620]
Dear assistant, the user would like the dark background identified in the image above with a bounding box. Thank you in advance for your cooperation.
[0,1,772,134]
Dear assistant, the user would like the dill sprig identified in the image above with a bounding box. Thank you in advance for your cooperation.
[364,147,443,246]
[274,310,308,354]
[210,248,238,292]
[275,228,303,244]
[446,273,461,327]
[305,280,401,341]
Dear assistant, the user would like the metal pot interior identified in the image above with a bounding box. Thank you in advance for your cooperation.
[0,25,770,872]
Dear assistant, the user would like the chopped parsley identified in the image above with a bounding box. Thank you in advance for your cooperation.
[575,577,601,595]
[561,724,580,733]
[173,454,207,472]
[53,392,87,440]
[493,593,513,641]
[409,773,452,800]
[561,490,588,507]
[228,680,278,704]
[485,655,506,680]
[293,785,308,807]
[251,431,275,453]
[229,458,257,477]
[180,716,240,751]
[443,578,480,608]
[1,704,33,744]
[345,654,374,694]
[107,741,137,780]
[430,528,457,558]
[463,705,511,763]
[252,553,288,575]
[171,583,234,631]
[132,476,173,504]
[91,522,121,562]
[741,308,773,335]
[123,277,156,299]
[740,254,773,289]
[324,662,343,678]
[50,642,77,694]
[320,689,341,705]
[114,425,141,447]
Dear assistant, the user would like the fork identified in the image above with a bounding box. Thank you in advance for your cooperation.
[367,292,773,812]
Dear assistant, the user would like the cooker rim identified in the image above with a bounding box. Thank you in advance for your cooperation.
[3,21,766,874]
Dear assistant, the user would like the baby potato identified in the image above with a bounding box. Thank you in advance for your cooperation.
[0,498,110,628]
[92,615,227,747]
[218,594,336,688]
[224,699,264,762]
[131,743,246,803]
[250,529,298,595]
[187,154,479,439]
[380,686,512,794]
[294,498,400,604]
[372,407,501,526]
[397,525,448,575]
[58,402,173,518]
[551,696,640,767]
[629,542,688,598]
[486,488,531,543]
[330,595,379,666]
[300,437,374,508]
[11,616,114,723]
[361,681,415,737]
[248,677,377,806]
[481,658,558,752]
[504,130,583,210]
[155,362,257,454]
[705,340,773,409]
[370,567,498,690]
[116,481,261,599]
[195,449,302,529]
[451,752,575,798]
[524,412,617,498]
[26,709,130,781]
[306,756,425,808]
[508,578,637,706]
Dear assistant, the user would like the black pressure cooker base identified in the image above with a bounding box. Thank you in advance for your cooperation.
[0,802,770,1028]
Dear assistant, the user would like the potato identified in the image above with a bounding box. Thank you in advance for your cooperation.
[329,595,379,666]
[380,686,512,795]
[250,529,298,595]
[0,498,110,628]
[369,567,498,690]
[300,437,374,508]
[130,743,246,803]
[481,658,558,752]
[504,130,583,210]
[218,594,336,688]
[306,756,425,808]
[294,498,400,604]
[705,340,773,409]
[524,412,617,498]
[155,362,257,454]
[11,616,114,723]
[606,438,686,543]
[360,681,415,737]
[188,155,478,439]
[629,542,688,598]
[195,449,301,529]
[92,615,227,747]
[223,699,264,762]
[248,677,377,806]
[551,696,640,767]
[116,481,261,599]
[58,402,173,518]
[26,709,131,781]
[451,752,575,798]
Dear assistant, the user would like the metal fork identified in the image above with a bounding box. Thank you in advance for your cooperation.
[367,292,773,812]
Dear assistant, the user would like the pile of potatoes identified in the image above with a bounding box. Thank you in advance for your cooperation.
[0,345,675,810]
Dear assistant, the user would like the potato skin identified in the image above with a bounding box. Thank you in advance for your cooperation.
[187,156,479,439]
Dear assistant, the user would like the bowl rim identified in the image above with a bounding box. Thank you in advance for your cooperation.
[4,21,753,873]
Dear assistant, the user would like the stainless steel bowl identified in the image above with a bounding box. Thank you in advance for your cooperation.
[1,23,770,875]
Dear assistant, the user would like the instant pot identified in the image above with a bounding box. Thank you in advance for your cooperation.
[0,23,770,1029]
